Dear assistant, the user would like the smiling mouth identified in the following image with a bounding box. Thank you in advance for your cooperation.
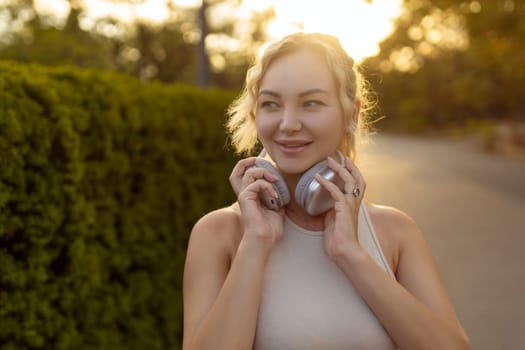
[277,141,312,152]
[278,141,312,146]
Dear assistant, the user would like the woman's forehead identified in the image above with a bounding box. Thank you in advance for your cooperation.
[259,49,336,94]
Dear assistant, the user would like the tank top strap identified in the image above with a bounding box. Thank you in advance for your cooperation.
[358,203,396,279]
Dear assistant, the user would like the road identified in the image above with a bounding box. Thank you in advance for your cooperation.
[358,134,525,350]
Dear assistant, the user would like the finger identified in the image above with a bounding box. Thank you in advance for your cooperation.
[230,157,261,195]
[245,167,279,182]
[327,156,358,196]
[344,158,366,197]
[239,178,279,204]
[315,173,347,203]
[233,157,257,177]
[241,167,279,189]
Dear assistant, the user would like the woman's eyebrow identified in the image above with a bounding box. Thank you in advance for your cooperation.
[258,90,280,97]
[258,89,329,97]
[299,88,329,97]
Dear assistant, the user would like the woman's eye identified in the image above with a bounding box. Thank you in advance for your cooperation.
[304,100,324,108]
[260,101,279,109]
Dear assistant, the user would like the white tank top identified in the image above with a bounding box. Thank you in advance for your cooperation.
[254,204,397,350]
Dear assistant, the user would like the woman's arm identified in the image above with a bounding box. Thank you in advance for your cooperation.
[183,157,283,350]
[182,208,273,350]
[340,205,471,350]
[317,157,471,349]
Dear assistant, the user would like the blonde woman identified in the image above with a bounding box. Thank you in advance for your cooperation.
[183,32,471,350]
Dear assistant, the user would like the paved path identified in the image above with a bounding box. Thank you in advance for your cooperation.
[358,134,525,350]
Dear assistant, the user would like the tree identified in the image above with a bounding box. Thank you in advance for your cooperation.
[0,1,113,69]
[363,0,525,132]
[196,0,274,88]
[197,0,210,88]
[0,0,274,88]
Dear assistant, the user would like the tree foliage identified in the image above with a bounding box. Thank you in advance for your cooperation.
[0,0,272,88]
[0,61,238,349]
[0,6,112,69]
[364,0,525,132]
[0,0,523,129]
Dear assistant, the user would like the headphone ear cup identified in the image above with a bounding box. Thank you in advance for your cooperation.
[295,160,344,216]
[294,160,328,211]
[254,158,291,210]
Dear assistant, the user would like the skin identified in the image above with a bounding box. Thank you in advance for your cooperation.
[182,49,472,350]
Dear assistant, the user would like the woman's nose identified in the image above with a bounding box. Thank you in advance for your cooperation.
[280,107,301,133]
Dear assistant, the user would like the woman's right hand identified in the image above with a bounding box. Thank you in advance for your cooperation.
[229,157,285,246]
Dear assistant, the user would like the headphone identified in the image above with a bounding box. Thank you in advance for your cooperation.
[252,150,345,216]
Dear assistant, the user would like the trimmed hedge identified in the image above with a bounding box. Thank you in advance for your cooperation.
[0,61,238,349]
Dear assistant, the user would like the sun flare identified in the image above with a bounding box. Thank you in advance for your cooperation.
[32,0,402,63]
[259,0,403,63]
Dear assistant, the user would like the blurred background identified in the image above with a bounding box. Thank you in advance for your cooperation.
[0,0,524,349]
[1,0,524,138]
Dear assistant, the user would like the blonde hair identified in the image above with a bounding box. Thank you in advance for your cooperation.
[226,32,374,160]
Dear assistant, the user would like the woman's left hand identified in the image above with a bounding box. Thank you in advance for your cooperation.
[315,156,367,263]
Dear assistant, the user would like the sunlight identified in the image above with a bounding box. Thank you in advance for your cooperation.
[81,0,171,24]
[174,0,402,62]
[29,0,403,63]
[33,0,69,19]
[260,0,403,63]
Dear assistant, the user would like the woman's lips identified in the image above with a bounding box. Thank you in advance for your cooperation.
[276,142,312,154]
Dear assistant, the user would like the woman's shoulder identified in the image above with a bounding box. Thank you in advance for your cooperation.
[364,202,422,273]
[365,202,418,230]
[188,203,244,257]
[192,203,241,230]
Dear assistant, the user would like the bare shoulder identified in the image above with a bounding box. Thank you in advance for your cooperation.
[366,202,418,229]
[364,202,423,274]
[364,205,467,339]
[183,204,243,306]
[183,204,244,347]
[188,203,243,259]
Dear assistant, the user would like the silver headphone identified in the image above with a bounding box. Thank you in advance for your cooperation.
[252,150,345,215]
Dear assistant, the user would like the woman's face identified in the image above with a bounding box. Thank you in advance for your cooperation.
[256,48,346,175]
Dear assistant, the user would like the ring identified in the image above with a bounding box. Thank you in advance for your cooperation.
[351,187,360,197]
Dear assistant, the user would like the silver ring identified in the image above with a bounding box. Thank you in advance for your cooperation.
[351,187,360,197]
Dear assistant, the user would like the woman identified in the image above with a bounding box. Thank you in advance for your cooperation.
[182,32,471,350]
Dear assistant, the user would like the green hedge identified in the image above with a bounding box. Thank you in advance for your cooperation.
[0,61,238,349]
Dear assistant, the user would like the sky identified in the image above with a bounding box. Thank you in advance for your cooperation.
[31,0,403,63]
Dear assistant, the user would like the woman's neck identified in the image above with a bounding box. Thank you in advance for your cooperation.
[285,201,325,231]
[281,176,323,230]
